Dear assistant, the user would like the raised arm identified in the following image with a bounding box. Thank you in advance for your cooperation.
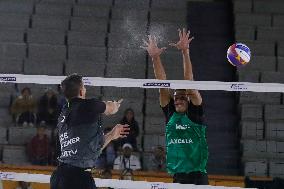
[143,35,170,107]
[170,28,202,105]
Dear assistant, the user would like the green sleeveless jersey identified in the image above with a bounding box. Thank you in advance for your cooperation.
[166,112,208,175]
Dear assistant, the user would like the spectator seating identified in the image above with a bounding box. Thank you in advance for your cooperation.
[0,59,23,74]
[244,160,268,177]
[143,134,165,151]
[234,0,284,178]
[0,128,7,144]
[8,127,37,145]
[24,59,64,76]
[32,15,69,31]
[2,145,29,165]
[0,83,15,108]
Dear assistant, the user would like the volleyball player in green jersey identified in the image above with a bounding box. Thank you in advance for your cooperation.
[143,29,209,185]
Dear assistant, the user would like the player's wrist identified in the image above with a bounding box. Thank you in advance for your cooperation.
[111,131,116,141]
[109,127,116,140]
[181,48,189,54]
[151,56,160,61]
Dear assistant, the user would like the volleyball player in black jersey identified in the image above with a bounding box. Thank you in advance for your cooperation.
[50,74,129,189]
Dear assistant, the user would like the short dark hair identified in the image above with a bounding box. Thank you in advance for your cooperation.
[61,74,83,100]
[124,108,134,116]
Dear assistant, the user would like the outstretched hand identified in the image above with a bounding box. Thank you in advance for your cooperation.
[111,124,130,140]
[169,28,194,51]
[141,35,166,59]
[105,99,123,115]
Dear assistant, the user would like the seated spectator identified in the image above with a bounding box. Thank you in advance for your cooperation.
[27,124,50,165]
[37,88,59,127]
[11,87,37,126]
[113,143,141,171]
[49,128,60,166]
[148,146,166,171]
[95,127,116,169]
[9,87,20,117]
[15,181,33,189]
[57,85,67,111]
[118,108,139,150]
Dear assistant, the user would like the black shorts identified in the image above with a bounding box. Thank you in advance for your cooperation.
[50,163,96,189]
[173,171,209,185]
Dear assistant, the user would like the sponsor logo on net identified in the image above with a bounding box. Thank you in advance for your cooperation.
[230,83,247,91]
[0,76,16,82]
[151,183,168,189]
[0,172,15,180]
[143,82,170,88]
[83,78,92,85]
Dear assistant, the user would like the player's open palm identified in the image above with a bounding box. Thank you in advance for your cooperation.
[170,28,194,51]
[142,35,166,59]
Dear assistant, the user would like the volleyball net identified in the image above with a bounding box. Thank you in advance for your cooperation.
[1,73,281,189]
[0,74,284,92]
[0,170,256,189]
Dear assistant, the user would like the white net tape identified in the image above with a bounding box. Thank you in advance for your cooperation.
[0,171,256,189]
[0,74,264,188]
[0,73,284,92]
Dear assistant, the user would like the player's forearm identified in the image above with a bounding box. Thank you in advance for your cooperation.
[182,49,193,81]
[152,57,167,80]
[182,49,202,104]
[152,56,170,107]
[101,131,114,151]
